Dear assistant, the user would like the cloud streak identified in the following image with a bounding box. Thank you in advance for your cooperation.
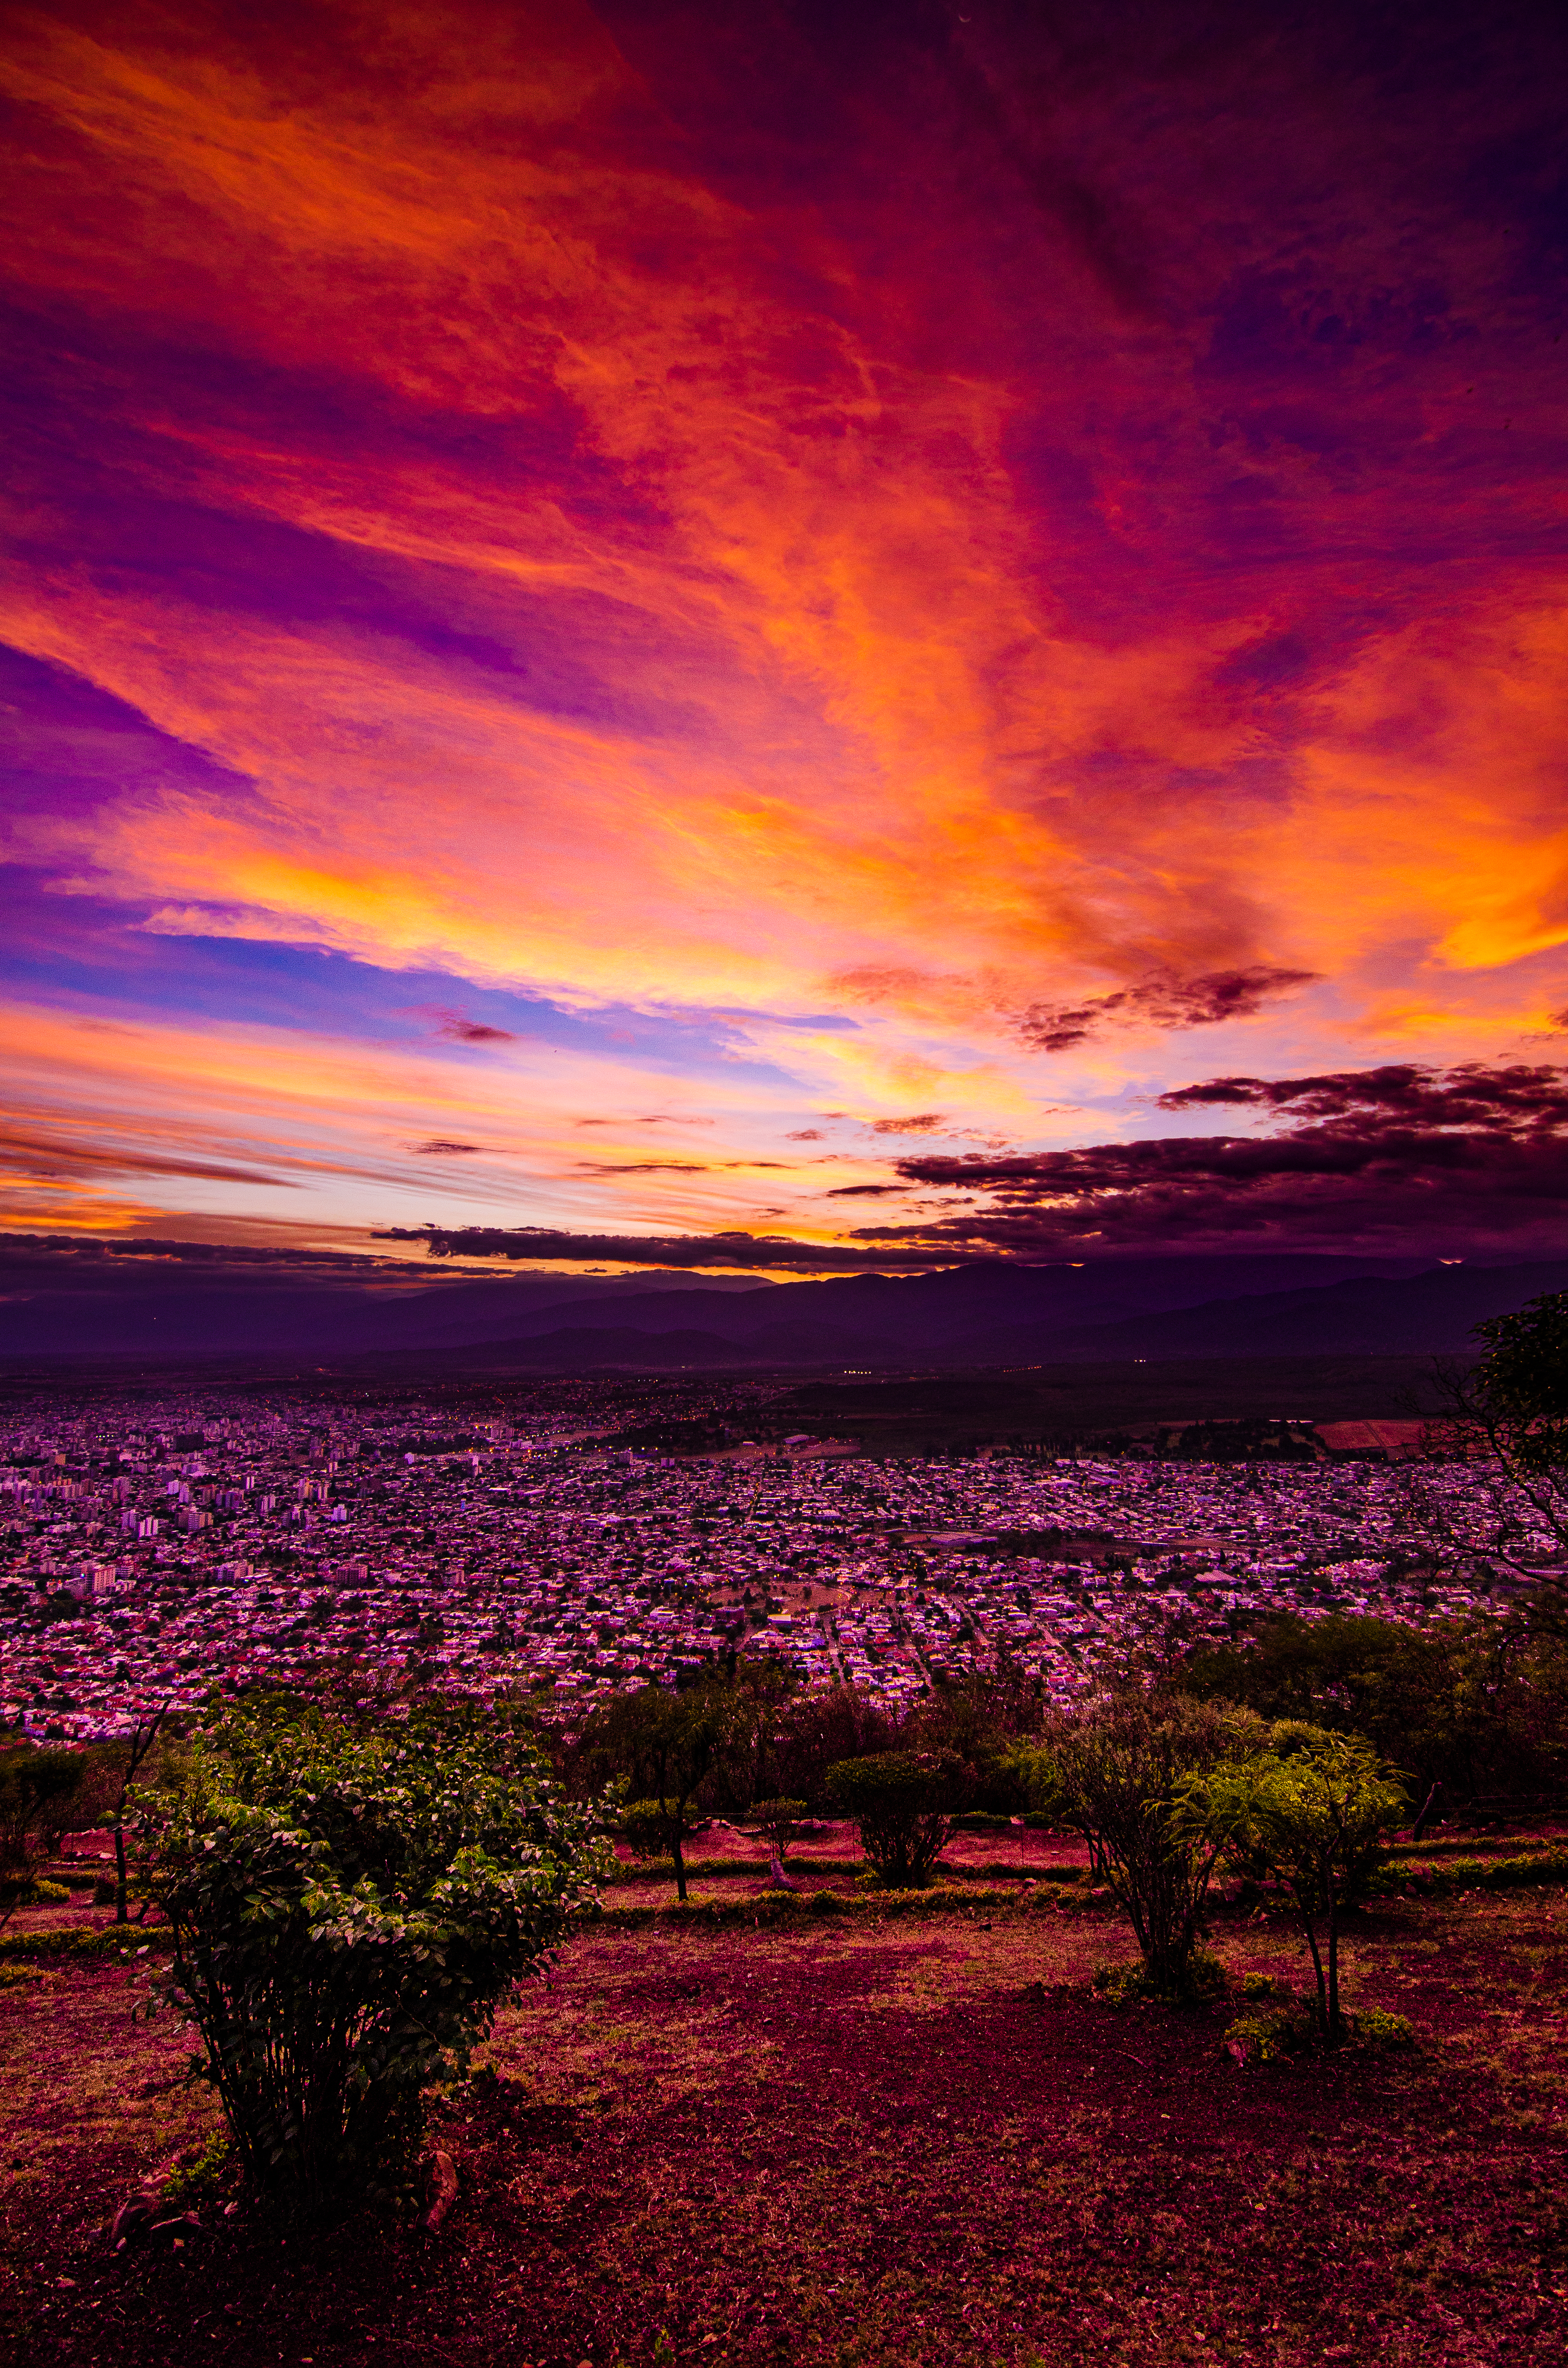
[1,2,1565,1256]
[888,1063,1568,1257]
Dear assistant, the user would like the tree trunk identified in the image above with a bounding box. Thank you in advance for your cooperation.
[670,1800,688,1902]
[1298,1900,1329,2040]
[113,1819,129,1924]
[1326,1893,1342,2045]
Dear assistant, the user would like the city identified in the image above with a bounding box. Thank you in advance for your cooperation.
[2,1382,1553,1741]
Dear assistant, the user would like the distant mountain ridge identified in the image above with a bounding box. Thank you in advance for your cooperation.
[2,1247,1561,1368]
[352,1258,1568,1374]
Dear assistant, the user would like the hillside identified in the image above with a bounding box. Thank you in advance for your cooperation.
[6,1866,1566,2368]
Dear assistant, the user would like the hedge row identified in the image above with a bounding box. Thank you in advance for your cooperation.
[605,1854,1087,1889]
[592,1881,1081,1932]
[1384,1851,1568,1896]
[0,1922,172,1962]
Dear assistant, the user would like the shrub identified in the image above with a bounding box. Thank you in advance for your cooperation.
[1223,2008,1306,2065]
[137,1692,611,2220]
[751,1797,808,1855]
[1351,2006,1415,2050]
[0,1870,70,1919]
[1094,1946,1227,2007]
[1185,1722,1407,2047]
[826,1751,970,1887]
[1092,1959,1153,2005]
[1049,1692,1262,1997]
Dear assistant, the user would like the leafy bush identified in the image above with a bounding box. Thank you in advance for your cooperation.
[1185,1722,1407,2047]
[1094,1947,1228,2007]
[1048,1692,1262,1997]
[1223,2008,1305,2065]
[1239,1969,1282,1998]
[1224,1998,1414,2064]
[1092,1959,1153,2005]
[137,1692,611,2219]
[826,1750,969,1887]
[162,2128,234,2207]
[751,1797,807,1855]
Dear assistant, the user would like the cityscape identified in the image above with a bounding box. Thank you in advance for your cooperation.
[3,1383,1550,1742]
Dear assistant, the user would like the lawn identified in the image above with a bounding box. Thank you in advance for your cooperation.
[5,1885,1567,2368]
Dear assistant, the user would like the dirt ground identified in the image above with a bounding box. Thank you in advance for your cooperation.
[5,1887,1567,2368]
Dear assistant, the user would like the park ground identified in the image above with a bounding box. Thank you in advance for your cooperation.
[3,1843,1568,2368]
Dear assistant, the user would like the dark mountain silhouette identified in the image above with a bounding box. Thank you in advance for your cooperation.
[2,1242,1557,1368]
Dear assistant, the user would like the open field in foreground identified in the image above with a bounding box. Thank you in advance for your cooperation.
[5,1888,1568,2368]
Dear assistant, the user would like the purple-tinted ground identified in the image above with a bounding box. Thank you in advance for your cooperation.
[5,1872,1568,2368]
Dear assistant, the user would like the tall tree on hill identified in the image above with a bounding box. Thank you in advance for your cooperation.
[1408,1291,1568,1628]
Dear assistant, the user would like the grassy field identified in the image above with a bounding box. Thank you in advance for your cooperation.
[5,1871,1568,2368]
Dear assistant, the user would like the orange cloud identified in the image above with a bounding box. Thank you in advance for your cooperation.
[2,1,1565,1250]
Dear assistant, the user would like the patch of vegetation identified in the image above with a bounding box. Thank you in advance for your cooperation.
[135,1691,612,2219]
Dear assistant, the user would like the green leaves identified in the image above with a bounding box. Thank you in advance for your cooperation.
[135,1691,613,2217]
[825,1751,969,1887]
[1182,1720,1407,2042]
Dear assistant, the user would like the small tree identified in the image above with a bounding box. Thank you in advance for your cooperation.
[84,1708,173,1924]
[751,1797,807,1858]
[581,1684,733,1901]
[137,1691,611,2218]
[826,1751,968,1887]
[1049,1692,1260,1997]
[1404,1290,1568,1622]
[1187,1721,1406,2046]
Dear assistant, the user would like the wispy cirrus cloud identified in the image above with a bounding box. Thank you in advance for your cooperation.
[1,2,1566,1258]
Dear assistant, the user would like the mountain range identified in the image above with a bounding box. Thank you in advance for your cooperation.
[2,1246,1562,1370]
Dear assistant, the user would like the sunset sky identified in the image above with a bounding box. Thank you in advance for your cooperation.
[4,0,1566,1270]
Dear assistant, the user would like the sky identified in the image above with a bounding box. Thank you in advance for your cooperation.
[3,0,1567,1272]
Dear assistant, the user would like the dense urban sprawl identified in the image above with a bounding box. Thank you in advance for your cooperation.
[1,1386,1557,1739]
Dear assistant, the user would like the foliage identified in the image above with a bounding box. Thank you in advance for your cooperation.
[769,1685,898,1811]
[1093,1946,1227,2007]
[135,1690,612,2219]
[1181,1612,1568,1800]
[825,1749,969,1887]
[1471,1289,1568,1474]
[161,2128,235,2208]
[0,1870,69,1925]
[904,1655,1045,1806]
[1047,1691,1262,1997]
[574,1681,734,1900]
[1224,1998,1414,2066]
[1353,2006,1416,2049]
[1185,1720,1407,2046]
[1401,1290,1568,1618]
[1222,2006,1306,2065]
[750,1797,807,1854]
[0,1743,85,1927]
